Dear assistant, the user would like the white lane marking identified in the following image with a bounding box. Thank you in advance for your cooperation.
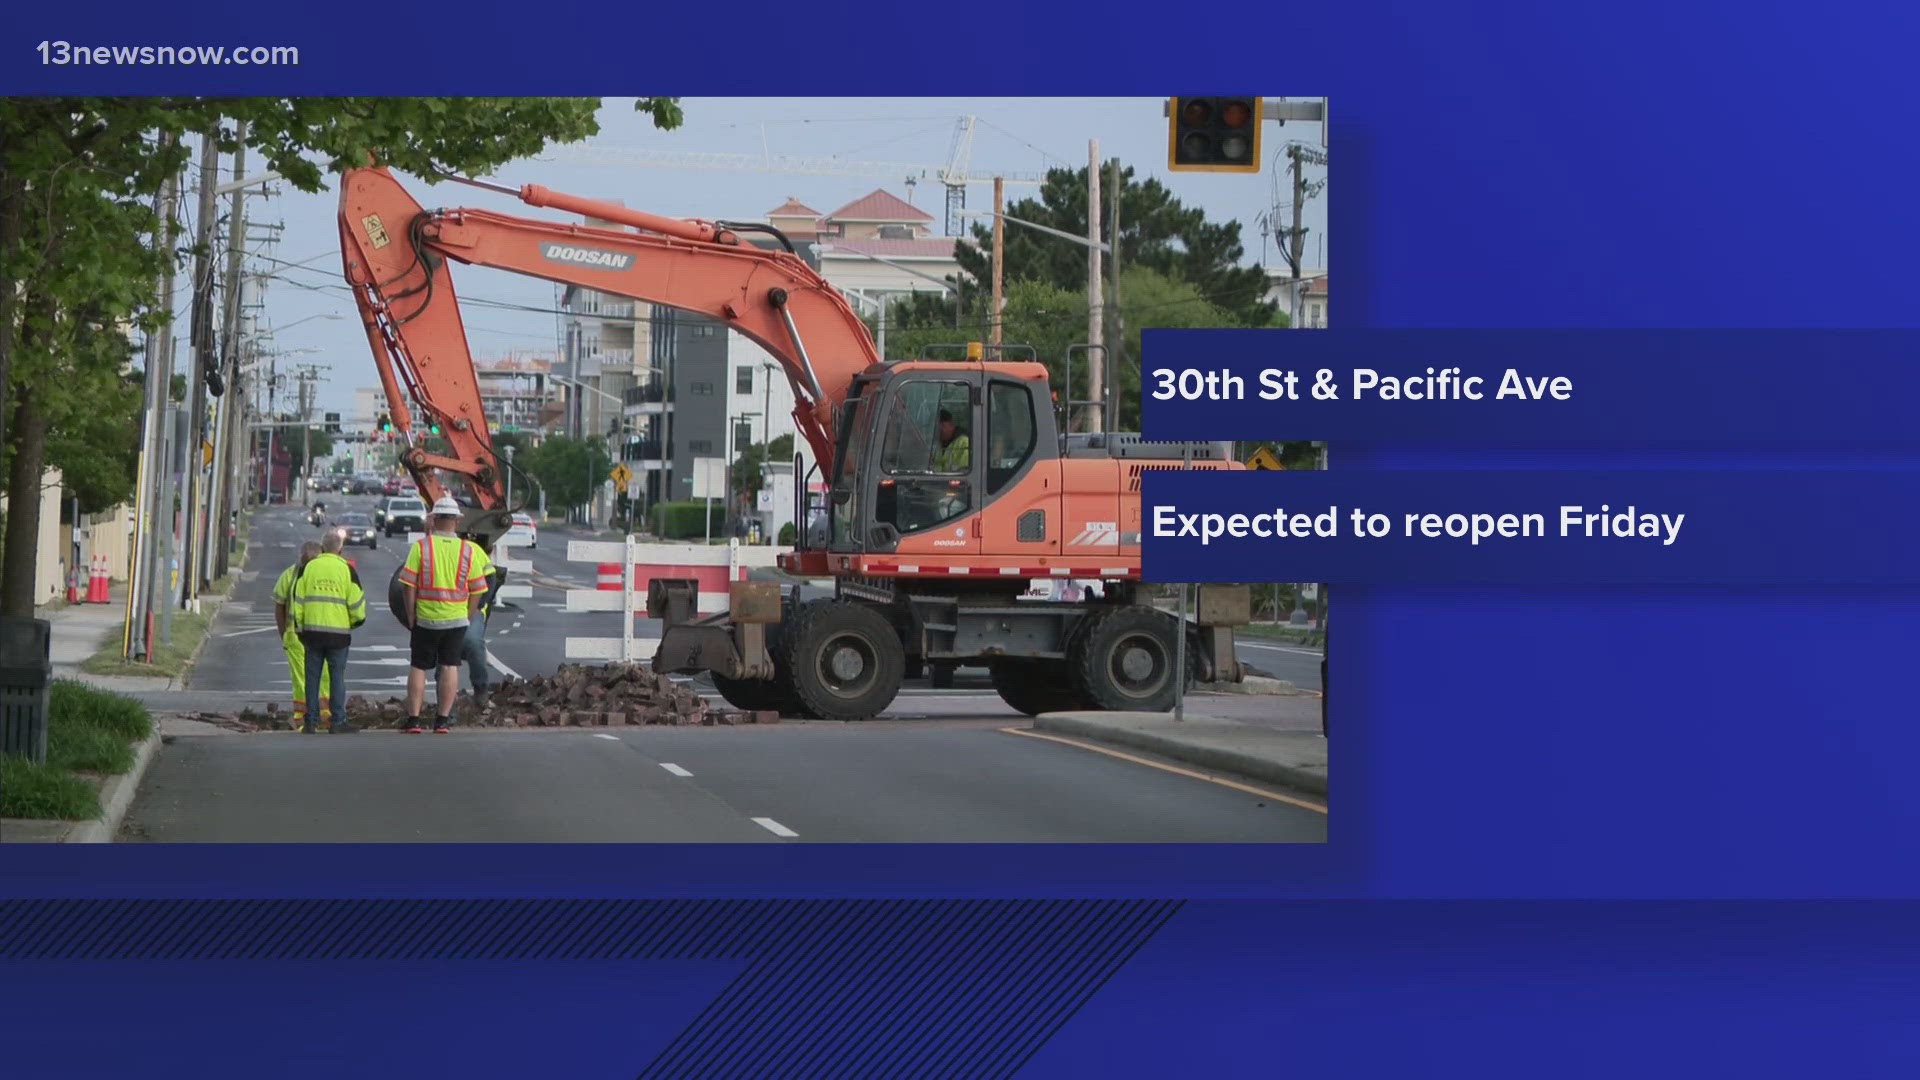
[487,653,522,680]
[592,733,620,741]
[221,626,281,637]
[659,763,693,777]
[1238,641,1325,657]
[752,817,798,838]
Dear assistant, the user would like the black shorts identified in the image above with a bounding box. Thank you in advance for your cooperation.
[409,626,468,670]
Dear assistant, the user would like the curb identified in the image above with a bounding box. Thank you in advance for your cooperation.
[1034,714,1327,798]
[1197,675,1317,697]
[66,727,163,844]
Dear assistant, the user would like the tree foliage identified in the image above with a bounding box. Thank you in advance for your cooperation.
[951,161,1278,327]
[522,434,612,511]
[0,97,681,613]
[732,433,795,502]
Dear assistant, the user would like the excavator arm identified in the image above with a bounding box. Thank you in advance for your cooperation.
[338,166,880,544]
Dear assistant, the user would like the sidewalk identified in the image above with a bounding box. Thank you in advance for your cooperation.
[1034,710,1327,798]
[34,584,176,693]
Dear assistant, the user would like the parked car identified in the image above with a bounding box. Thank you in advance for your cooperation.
[381,496,428,537]
[503,512,537,550]
[336,513,379,549]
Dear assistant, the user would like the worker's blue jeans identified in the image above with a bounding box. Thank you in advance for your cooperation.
[301,638,349,731]
[463,612,490,695]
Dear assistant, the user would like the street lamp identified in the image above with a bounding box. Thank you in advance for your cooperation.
[263,311,345,334]
[960,210,1111,252]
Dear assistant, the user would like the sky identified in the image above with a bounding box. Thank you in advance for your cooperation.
[214,97,1329,416]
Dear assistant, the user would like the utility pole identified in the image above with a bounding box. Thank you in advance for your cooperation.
[990,176,1005,348]
[182,131,219,611]
[295,365,321,503]
[1290,144,1306,330]
[1106,159,1122,431]
[209,125,248,582]
[129,141,180,660]
[1086,141,1103,434]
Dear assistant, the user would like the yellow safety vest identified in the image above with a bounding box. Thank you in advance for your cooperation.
[934,433,970,473]
[292,553,367,634]
[401,534,492,629]
[273,562,305,608]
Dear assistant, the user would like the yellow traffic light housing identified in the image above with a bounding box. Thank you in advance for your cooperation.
[1169,97,1262,173]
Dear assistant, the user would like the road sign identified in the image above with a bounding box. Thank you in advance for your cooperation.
[627,479,641,501]
[1247,446,1285,470]
[610,462,632,488]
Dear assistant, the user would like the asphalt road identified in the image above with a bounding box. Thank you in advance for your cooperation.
[123,722,1325,842]
[143,501,1325,842]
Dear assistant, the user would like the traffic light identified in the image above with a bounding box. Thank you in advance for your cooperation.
[378,412,392,433]
[428,420,441,436]
[1168,97,1262,173]
[325,411,341,435]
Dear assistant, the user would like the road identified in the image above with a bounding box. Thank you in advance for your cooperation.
[135,500,1325,842]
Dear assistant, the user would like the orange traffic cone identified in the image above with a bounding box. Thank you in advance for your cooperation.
[87,554,109,603]
[66,563,81,604]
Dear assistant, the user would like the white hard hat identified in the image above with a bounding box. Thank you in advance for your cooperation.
[431,495,461,517]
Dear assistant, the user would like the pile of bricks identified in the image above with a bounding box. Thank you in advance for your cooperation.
[328,663,780,728]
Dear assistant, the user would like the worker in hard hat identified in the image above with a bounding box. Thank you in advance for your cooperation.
[273,542,330,731]
[398,495,494,734]
[290,530,367,734]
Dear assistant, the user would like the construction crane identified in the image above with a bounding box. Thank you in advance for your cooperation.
[538,116,1046,236]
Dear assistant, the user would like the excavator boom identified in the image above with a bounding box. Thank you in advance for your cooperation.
[338,166,879,523]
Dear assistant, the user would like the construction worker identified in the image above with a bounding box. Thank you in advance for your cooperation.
[461,561,507,711]
[399,495,494,734]
[273,542,330,730]
[934,409,970,473]
[290,531,367,734]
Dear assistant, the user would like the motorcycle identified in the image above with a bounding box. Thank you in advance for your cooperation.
[309,506,326,528]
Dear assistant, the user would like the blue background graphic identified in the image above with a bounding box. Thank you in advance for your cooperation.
[1142,468,1920,584]
[1141,328,1920,446]
[13,0,1920,1074]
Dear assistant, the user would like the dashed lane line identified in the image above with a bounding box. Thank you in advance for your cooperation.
[752,817,799,838]
[659,763,693,777]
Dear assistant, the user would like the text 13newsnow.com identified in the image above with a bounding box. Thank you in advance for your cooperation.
[37,42,300,65]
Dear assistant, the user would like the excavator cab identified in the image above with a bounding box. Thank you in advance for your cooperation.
[825,362,1055,557]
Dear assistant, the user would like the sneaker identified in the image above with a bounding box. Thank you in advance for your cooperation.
[433,719,452,734]
[404,718,425,734]
[473,691,491,712]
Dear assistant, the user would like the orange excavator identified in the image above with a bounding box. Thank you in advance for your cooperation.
[339,166,1251,721]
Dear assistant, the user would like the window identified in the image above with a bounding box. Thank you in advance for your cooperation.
[692,381,714,396]
[987,381,1037,495]
[875,380,972,536]
[690,439,714,454]
[736,366,754,394]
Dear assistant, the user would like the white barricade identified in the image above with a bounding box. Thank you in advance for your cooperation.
[562,538,793,663]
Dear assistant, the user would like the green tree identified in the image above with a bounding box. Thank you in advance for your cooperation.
[732,433,795,505]
[523,434,612,512]
[0,96,681,615]
[283,427,334,475]
[951,160,1278,328]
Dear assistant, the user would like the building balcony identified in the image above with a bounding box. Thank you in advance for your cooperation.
[622,439,672,461]
[623,382,675,407]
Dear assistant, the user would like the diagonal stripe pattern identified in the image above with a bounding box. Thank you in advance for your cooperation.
[0,898,1179,1078]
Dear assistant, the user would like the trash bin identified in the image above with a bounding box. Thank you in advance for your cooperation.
[0,616,53,764]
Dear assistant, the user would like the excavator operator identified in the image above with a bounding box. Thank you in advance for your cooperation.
[934,410,970,473]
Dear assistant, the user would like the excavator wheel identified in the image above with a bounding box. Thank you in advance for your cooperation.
[779,598,904,722]
[711,620,814,718]
[989,659,1092,717]
[1070,607,1189,713]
